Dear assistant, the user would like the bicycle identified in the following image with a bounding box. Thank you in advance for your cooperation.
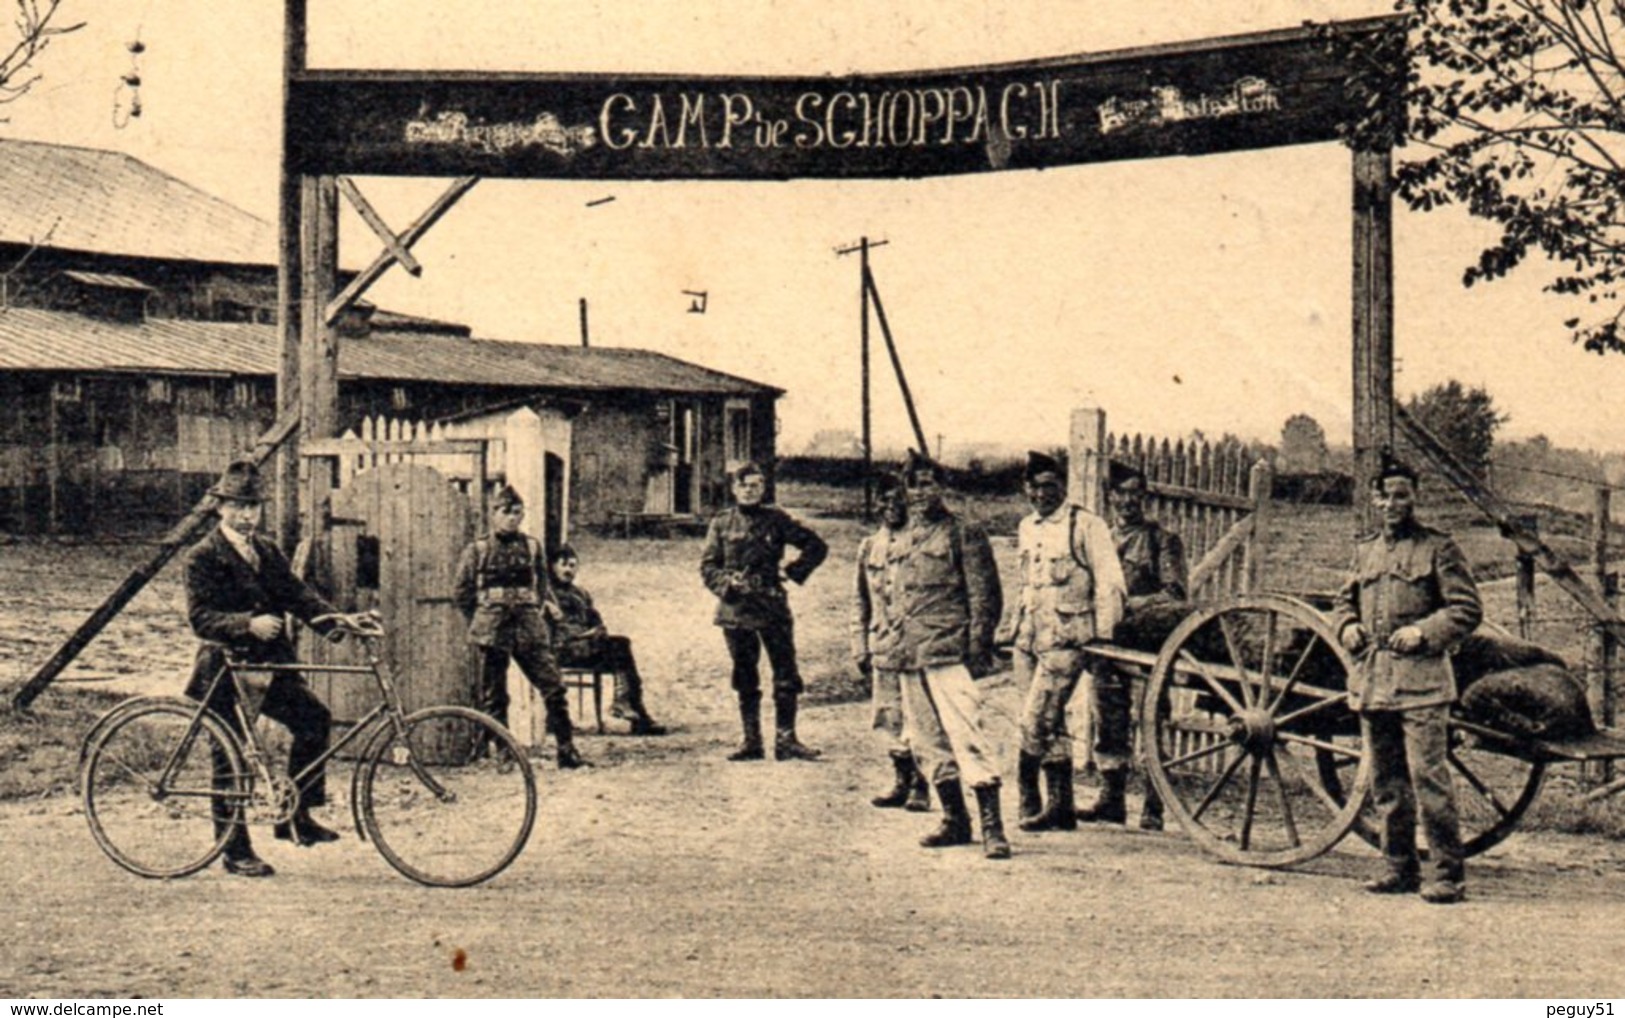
[78,614,537,887]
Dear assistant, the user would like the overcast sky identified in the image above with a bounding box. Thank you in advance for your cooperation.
[11,1,1622,456]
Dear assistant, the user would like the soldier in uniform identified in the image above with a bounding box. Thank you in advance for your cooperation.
[452,485,590,769]
[890,452,1011,859]
[851,473,929,811]
[1104,461,1188,830]
[700,461,828,761]
[183,460,379,877]
[1331,453,1482,905]
[548,543,667,736]
[1005,451,1127,833]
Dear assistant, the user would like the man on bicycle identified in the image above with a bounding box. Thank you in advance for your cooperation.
[184,460,373,877]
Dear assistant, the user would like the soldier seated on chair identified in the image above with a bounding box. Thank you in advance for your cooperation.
[548,543,667,736]
[452,485,591,769]
[183,459,379,878]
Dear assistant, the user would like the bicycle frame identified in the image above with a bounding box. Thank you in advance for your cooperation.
[185,634,452,836]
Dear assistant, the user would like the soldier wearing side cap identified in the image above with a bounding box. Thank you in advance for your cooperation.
[452,484,590,769]
[1331,452,1482,905]
[1002,450,1128,833]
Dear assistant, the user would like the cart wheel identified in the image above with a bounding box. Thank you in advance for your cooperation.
[1143,594,1369,868]
[1343,718,1545,858]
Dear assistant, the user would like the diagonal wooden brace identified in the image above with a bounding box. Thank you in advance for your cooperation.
[324,175,480,325]
[337,176,421,277]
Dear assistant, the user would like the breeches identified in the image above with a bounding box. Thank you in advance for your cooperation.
[1362,706,1463,883]
[871,667,907,751]
[479,643,567,729]
[722,622,802,703]
[1015,648,1132,769]
[898,663,999,789]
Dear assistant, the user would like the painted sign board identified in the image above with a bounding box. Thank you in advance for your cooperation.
[287,15,1403,180]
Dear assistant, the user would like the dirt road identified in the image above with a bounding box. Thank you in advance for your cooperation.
[9,679,1625,999]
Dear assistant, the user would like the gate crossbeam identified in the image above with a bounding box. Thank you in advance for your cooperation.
[323,175,481,325]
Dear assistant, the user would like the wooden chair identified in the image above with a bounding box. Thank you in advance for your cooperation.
[559,665,606,734]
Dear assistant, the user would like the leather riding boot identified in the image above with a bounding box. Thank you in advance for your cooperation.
[872,750,917,808]
[609,672,636,722]
[1016,750,1043,823]
[1076,767,1128,824]
[728,695,765,761]
[550,711,592,769]
[903,768,932,812]
[773,694,821,761]
[919,780,973,848]
[1139,783,1166,832]
[1021,761,1078,832]
[974,783,1013,860]
[275,809,341,846]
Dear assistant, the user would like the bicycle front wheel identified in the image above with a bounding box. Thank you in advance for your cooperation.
[81,698,247,879]
[358,706,537,887]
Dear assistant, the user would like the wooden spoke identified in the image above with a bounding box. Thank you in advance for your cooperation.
[1265,750,1301,848]
[1217,613,1254,707]
[1265,638,1321,715]
[1449,749,1513,818]
[1161,735,1235,772]
[1192,750,1249,822]
[1176,650,1246,716]
[1277,731,1361,759]
[1238,756,1264,852]
[1257,611,1279,709]
[1273,692,1350,730]
[1278,743,1347,814]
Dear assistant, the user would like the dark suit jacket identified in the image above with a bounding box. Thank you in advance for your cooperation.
[182,527,338,699]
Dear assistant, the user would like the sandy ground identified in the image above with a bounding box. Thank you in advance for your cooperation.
[7,525,1625,997]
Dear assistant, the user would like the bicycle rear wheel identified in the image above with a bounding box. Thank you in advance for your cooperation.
[81,698,247,879]
[358,706,537,887]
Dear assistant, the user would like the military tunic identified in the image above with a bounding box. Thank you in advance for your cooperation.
[852,522,908,745]
[452,531,568,729]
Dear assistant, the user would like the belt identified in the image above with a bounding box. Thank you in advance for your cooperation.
[478,587,540,605]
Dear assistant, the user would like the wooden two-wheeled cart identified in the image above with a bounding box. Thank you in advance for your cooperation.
[1083,592,1625,868]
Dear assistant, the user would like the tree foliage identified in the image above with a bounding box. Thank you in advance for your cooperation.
[1397,0,1625,354]
[0,1,82,118]
[1404,379,1509,475]
[1278,413,1331,473]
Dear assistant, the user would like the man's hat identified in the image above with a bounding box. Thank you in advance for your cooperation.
[208,460,264,503]
[492,484,525,509]
[1374,448,1420,486]
[729,460,764,483]
[1108,460,1148,490]
[1024,450,1062,483]
[902,448,942,485]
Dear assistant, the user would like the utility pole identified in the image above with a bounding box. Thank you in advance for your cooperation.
[579,297,590,347]
[835,236,888,521]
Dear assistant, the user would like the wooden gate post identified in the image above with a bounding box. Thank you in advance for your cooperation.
[1070,407,1107,514]
[503,406,552,751]
[1515,513,1538,641]
[1590,489,1617,784]
[1243,458,1274,593]
[1352,144,1395,532]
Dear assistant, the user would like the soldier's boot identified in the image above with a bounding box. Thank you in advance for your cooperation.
[903,768,932,812]
[1076,767,1128,824]
[871,750,919,808]
[1016,750,1044,826]
[919,780,973,848]
[974,783,1013,860]
[550,710,593,770]
[1139,783,1166,832]
[608,672,637,723]
[1022,761,1078,832]
[773,694,821,762]
[727,695,765,761]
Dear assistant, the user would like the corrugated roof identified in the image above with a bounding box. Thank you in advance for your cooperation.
[0,308,780,395]
[60,270,154,291]
[0,138,276,266]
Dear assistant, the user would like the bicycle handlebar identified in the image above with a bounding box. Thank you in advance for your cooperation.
[312,610,386,640]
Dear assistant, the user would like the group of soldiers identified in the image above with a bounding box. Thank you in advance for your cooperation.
[181,444,1481,904]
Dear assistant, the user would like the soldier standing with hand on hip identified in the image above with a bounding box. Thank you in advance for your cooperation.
[453,484,590,769]
[701,461,828,761]
[1331,452,1481,905]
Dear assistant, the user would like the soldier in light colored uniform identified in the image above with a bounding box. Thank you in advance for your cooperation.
[890,452,1011,859]
[851,473,929,811]
[452,484,590,769]
[1331,453,1482,905]
[1006,451,1127,832]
